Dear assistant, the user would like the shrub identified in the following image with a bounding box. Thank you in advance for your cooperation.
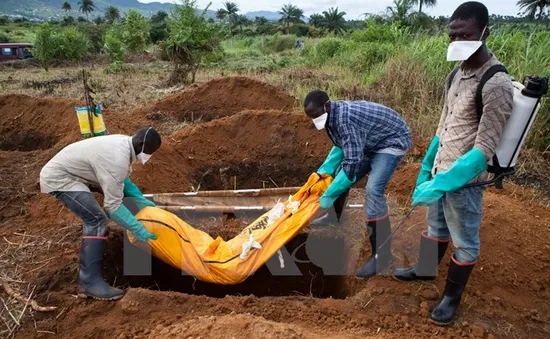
[104,61,134,74]
[289,24,310,37]
[77,23,107,53]
[271,35,295,52]
[0,33,8,43]
[0,16,9,25]
[104,29,124,62]
[313,37,344,62]
[122,10,150,52]
[57,27,90,61]
[33,23,56,68]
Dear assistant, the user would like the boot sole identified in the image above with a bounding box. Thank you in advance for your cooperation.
[391,275,437,283]
[429,318,452,327]
[78,293,123,301]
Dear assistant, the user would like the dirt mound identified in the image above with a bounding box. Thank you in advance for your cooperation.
[144,77,298,123]
[170,109,331,189]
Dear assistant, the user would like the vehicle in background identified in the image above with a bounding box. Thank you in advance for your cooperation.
[0,43,33,62]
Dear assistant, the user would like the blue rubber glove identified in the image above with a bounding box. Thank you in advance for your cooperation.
[416,136,439,187]
[317,146,345,176]
[109,204,157,243]
[412,148,487,206]
[319,170,355,209]
[123,178,155,211]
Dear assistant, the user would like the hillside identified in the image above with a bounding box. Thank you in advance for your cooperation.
[0,0,215,19]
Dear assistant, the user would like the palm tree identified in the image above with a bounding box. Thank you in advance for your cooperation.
[78,0,95,20]
[104,6,120,24]
[235,14,251,32]
[254,16,269,26]
[278,4,304,29]
[517,0,549,20]
[309,13,324,28]
[410,0,437,14]
[222,1,239,25]
[386,0,412,23]
[321,7,347,34]
[216,8,227,22]
[62,1,72,15]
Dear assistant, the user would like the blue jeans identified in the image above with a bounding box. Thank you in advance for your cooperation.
[339,153,403,220]
[426,186,484,263]
[50,191,107,237]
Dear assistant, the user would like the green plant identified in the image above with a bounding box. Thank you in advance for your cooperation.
[104,61,134,74]
[33,23,56,69]
[0,33,8,43]
[77,23,106,53]
[122,10,150,52]
[57,27,90,61]
[289,24,309,37]
[104,6,121,24]
[104,28,125,62]
[78,0,95,20]
[166,0,222,84]
[270,35,296,52]
[313,37,344,62]
[150,10,169,43]
[321,7,347,35]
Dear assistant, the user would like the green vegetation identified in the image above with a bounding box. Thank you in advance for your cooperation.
[0,0,548,151]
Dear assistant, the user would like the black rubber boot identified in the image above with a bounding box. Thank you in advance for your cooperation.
[393,232,450,282]
[355,216,392,279]
[78,237,124,301]
[430,254,476,326]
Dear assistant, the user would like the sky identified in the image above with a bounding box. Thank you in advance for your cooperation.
[138,0,520,20]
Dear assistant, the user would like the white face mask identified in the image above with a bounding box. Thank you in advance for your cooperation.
[312,113,328,130]
[137,153,152,165]
[446,25,487,62]
[136,127,153,165]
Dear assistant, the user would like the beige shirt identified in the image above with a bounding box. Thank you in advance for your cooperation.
[433,55,514,181]
[40,135,136,214]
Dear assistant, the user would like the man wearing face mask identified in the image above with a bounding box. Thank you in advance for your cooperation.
[304,90,412,280]
[40,127,162,300]
[393,2,513,326]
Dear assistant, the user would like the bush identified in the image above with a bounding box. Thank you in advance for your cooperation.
[123,10,150,52]
[104,29,125,62]
[0,33,8,43]
[313,37,344,62]
[57,27,90,61]
[270,35,295,52]
[289,24,310,37]
[62,16,75,26]
[33,23,56,67]
[33,23,90,67]
[336,41,397,72]
[0,16,9,25]
[351,21,396,43]
[77,23,107,53]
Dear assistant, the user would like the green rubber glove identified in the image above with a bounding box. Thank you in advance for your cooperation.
[317,146,344,176]
[319,170,355,209]
[109,204,157,243]
[123,178,155,211]
[412,148,487,206]
[416,136,440,187]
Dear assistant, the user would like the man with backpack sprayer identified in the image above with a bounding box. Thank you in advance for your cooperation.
[393,2,514,326]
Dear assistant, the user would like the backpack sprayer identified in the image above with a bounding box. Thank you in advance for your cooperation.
[375,71,549,257]
[447,67,549,189]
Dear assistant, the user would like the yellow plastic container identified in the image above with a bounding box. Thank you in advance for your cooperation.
[75,105,108,138]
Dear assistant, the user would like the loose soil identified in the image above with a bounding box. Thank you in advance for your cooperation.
[0,77,549,339]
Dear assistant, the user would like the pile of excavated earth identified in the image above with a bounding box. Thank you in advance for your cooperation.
[0,76,548,339]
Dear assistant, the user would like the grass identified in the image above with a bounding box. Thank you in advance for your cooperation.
[0,22,37,43]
